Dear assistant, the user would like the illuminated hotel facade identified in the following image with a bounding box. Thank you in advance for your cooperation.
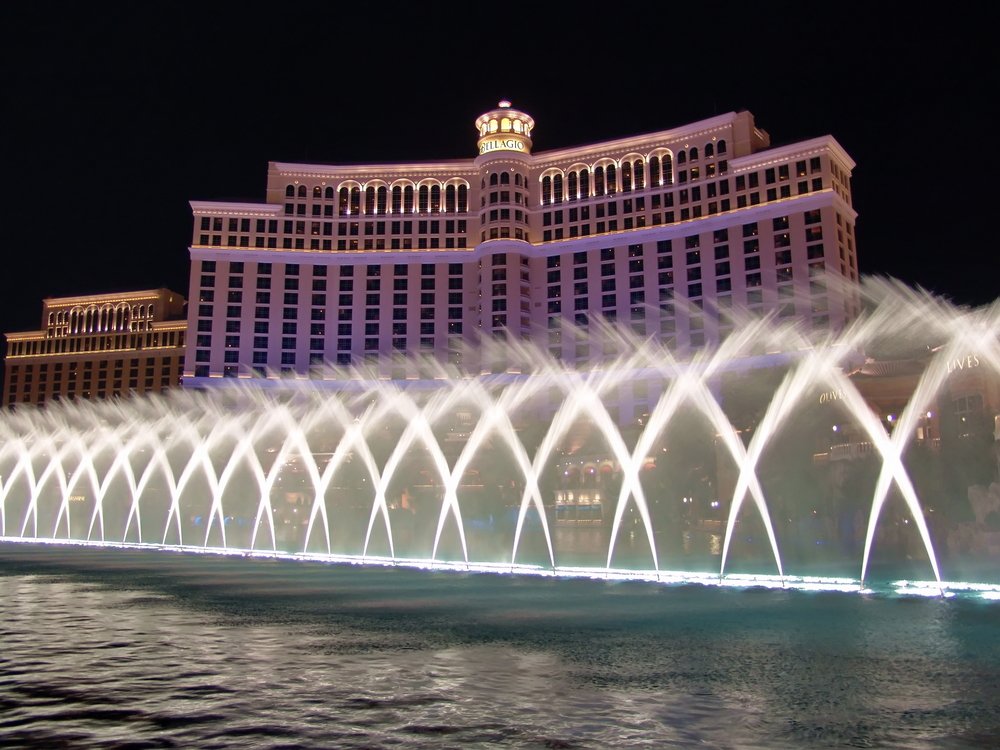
[184,103,860,383]
[3,289,187,407]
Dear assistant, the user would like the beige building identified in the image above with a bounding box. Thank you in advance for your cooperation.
[3,289,187,407]
[185,103,860,382]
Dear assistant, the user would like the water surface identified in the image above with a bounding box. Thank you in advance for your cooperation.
[1,545,999,748]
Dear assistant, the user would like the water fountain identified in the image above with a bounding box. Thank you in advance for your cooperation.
[2,279,999,597]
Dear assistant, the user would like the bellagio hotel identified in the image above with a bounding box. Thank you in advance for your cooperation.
[185,102,859,382]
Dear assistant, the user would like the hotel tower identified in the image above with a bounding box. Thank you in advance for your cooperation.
[184,102,860,383]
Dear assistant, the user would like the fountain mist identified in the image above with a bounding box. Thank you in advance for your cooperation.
[2,280,998,595]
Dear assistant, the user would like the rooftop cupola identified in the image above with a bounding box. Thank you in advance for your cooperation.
[475,100,534,158]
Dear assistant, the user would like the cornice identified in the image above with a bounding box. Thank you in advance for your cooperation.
[728,136,856,172]
[271,160,478,179]
[190,201,283,216]
[529,113,742,166]
[43,289,182,307]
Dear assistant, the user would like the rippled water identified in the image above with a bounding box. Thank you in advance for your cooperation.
[1,545,999,748]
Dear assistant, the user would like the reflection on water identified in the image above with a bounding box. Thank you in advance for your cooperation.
[681,528,723,556]
[2,545,1000,749]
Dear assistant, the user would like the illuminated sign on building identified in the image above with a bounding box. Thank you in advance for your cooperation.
[819,389,846,405]
[947,354,981,374]
[478,136,528,155]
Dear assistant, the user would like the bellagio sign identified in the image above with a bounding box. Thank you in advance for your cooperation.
[479,136,528,155]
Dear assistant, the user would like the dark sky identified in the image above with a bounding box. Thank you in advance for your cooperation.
[3,3,995,342]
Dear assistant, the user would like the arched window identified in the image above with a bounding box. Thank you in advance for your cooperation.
[285,185,295,197]
[677,151,686,165]
[489,119,498,133]
[662,154,673,185]
[458,184,468,212]
[515,173,523,187]
[403,185,414,212]
[297,185,307,198]
[365,186,376,213]
[500,172,510,185]
[339,187,350,214]
[579,168,590,197]
[350,187,360,214]
[324,186,334,200]
[704,142,714,158]
[717,139,727,155]
[377,186,387,214]
[430,184,441,213]
[418,185,429,212]
[606,163,617,193]
[567,171,577,200]
[621,161,632,192]
[445,184,456,212]
[501,117,511,131]
[634,160,645,190]
[313,186,321,198]
[513,120,523,133]
[689,147,699,161]
[649,156,661,186]
[553,173,563,203]
[594,165,605,196]
[542,175,552,204]
[490,172,499,186]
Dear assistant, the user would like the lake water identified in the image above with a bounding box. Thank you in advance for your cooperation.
[1,544,999,748]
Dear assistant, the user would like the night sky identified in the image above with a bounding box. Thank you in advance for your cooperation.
[3,3,995,345]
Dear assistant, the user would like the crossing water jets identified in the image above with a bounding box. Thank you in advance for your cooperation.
[2,279,998,596]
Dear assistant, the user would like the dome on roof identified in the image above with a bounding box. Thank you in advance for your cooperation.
[474,101,535,157]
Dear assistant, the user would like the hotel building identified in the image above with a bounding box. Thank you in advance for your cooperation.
[3,289,187,407]
[184,102,860,383]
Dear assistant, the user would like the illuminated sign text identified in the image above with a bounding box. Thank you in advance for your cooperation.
[479,136,527,155]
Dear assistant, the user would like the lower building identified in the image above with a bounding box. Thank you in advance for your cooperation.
[2,289,187,407]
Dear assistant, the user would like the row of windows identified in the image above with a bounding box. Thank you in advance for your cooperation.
[284,182,469,212]
[201,217,469,235]
[336,184,469,215]
[7,331,184,357]
[7,356,179,377]
[46,303,156,329]
[541,154,682,204]
[539,166,826,227]
[483,171,528,188]
[200,261,466,277]
[539,141,733,204]
[197,319,462,349]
